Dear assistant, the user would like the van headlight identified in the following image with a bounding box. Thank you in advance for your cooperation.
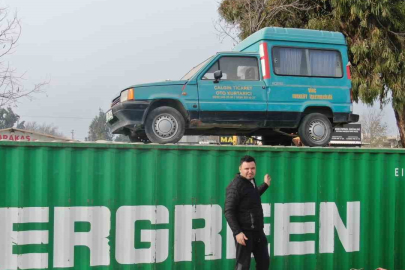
[120,88,134,103]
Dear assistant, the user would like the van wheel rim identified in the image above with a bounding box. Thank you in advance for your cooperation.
[308,120,327,141]
[153,114,178,139]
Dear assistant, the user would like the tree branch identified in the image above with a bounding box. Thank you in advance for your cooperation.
[0,7,47,107]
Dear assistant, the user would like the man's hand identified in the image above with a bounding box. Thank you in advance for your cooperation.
[236,232,248,246]
[264,174,271,186]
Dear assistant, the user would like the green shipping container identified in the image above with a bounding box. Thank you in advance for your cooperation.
[0,141,404,270]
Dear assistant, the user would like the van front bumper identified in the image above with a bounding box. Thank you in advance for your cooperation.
[107,101,150,134]
[333,113,359,124]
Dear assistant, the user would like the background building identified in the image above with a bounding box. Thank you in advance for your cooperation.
[0,128,74,142]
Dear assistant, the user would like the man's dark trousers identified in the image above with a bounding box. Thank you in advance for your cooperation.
[234,230,269,270]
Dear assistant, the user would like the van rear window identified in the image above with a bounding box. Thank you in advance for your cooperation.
[272,47,343,78]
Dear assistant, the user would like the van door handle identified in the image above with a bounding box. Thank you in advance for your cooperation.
[262,86,266,89]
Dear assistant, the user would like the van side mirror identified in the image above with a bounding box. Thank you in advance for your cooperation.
[214,70,222,83]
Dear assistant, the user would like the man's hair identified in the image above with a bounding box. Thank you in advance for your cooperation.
[240,155,256,166]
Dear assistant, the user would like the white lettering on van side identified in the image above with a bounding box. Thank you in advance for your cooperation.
[115,205,169,264]
[174,205,222,262]
[319,202,360,253]
[0,207,49,270]
[274,203,316,256]
[53,207,110,267]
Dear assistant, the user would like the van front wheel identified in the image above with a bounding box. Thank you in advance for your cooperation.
[298,113,332,147]
[145,106,185,144]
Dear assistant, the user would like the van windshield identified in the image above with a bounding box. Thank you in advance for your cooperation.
[181,56,213,80]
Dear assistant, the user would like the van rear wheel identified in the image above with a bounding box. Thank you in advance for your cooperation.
[298,113,332,147]
[145,106,185,144]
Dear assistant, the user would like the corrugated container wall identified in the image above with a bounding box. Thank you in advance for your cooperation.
[0,141,404,270]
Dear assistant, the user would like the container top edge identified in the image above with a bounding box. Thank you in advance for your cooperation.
[0,141,403,154]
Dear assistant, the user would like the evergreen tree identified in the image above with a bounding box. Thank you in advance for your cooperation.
[218,0,405,146]
[86,109,113,141]
[114,134,130,142]
[0,107,20,129]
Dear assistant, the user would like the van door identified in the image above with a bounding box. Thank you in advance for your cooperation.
[197,55,267,125]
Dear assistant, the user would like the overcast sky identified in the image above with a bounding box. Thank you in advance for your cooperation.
[1,0,398,140]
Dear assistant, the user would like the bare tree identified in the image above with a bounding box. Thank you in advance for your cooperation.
[20,121,65,138]
[0,7,47,107]
[215,0,312,44]
[360,109,388,147]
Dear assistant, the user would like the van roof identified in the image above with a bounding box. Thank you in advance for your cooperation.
[216,51,258,55]
[234,27,346,51]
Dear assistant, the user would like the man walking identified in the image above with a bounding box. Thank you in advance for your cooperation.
[225,155,271,269]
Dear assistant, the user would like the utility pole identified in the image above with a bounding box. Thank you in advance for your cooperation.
[71,130,74,140]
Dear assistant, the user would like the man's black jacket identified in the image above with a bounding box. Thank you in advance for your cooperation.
[224,173,269,236]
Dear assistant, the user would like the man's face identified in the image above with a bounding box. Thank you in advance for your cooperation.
[239,161,256,180]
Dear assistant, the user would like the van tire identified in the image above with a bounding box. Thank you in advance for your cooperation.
[145,106,185,144]
[298,113,332,147]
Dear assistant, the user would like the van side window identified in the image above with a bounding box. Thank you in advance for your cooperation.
[273,47,343,78]
[202,56,259,81]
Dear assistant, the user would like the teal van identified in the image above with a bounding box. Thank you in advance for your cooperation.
[106,27,358,146]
